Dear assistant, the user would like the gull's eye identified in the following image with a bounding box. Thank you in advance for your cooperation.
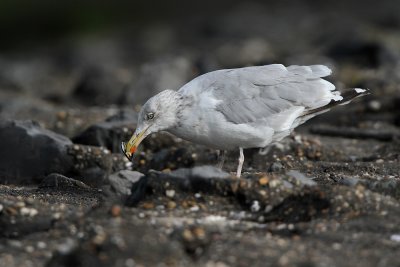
[145,112,155,120]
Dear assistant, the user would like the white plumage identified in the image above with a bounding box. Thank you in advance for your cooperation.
[122,64,368,177]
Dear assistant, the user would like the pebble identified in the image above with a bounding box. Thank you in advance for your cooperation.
[167,201,177,209]
[368,100,381,111]
[190,205,200,212]
[142,202,155,209]
[390,234,400,242]
[269,162,284,172]
[183,229,194,241]
[37,241,47,249]
[250,200,260,212]
[258,176,270,185]
[25,246,34,253]
[53,212,62,220]
[15,201,26,208]
[57,238,77,254]
[20,207,38,217]
[110,205,122,217]
[125,258,136,267]
[165,189,175,198]
[269,179,280,188]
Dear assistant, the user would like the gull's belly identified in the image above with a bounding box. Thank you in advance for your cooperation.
[168,111,275,150]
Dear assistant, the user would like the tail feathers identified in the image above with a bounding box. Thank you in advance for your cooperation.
[301,88,370,117]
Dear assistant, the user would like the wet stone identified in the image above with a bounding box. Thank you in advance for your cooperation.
[39,173,91,190]
[72,117,137,153]
[126,166,234,207]
[0,120,73,184]
[106,170,144,200]
[73,67,130,106]
[268,162,284,172]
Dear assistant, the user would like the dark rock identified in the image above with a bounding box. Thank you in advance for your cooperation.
[39,173,91,190]
[262,189,331,223]
[46,212,190,267]
[0,120,73,184]
[268,162,284,172]
[148,146,204,171]
[66,145,113,187]
[125,56,195,106]
[0,215,53,238]
[72,117,136,153]
[234,172,331,223]
[73,68,130,106]
[126,166,233,206]
[104,109,138,123]
[107,170,144,199]
[326,39,396,68]
[338,176,361,187]
[171,166,230,179]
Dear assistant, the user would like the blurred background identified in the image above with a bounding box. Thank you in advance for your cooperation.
[0,0,399,137]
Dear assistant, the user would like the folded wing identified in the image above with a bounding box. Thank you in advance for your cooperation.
[180,64,343,132]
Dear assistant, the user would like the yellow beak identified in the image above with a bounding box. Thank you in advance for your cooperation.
[121,128,148,161]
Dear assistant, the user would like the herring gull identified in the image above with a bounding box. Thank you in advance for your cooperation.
[121,64,368,177]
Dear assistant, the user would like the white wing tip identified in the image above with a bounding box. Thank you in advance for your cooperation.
[355,88,367,93]
[310,65,332,76]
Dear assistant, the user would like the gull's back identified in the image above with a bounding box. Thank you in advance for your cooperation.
[174,64,365,149]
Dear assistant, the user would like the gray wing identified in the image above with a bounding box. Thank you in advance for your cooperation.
[182,64,341,125]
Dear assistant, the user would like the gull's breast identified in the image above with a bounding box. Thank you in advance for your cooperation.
[168,98,275,150]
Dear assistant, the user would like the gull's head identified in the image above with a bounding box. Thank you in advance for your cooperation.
[121,89,179,160]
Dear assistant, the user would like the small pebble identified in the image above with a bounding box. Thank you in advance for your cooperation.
[251,200,260,212]
[190,205,200,212]
[167,201,177,209]
[16,201,26,208]
[53,212,62,220]
[269,162,283,172]
[37,241,47,249]
[25,245,34,253]
[165,189,175,198]
[110,205,122,217]
[269,179,280,188]
[125,258,136,267]
[258,176,269,185]
[368,100,381,111]
[183,229,193,241]
[142,202,155,209]
[390,234,400,242]
[20,207,38,217]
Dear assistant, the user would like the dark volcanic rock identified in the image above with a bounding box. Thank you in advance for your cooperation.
[66,144,114,187]
[0,120,73,184]
[73,68,130,106]
[326,39,396,68]
[125,56,194,106]
[126,166,233,206]
[46,221,190,267]
[39,173,91,190]
[72,119,136,153]
[106,170,144,200]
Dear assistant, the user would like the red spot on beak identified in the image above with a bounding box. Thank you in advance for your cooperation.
[130,146,137,154]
